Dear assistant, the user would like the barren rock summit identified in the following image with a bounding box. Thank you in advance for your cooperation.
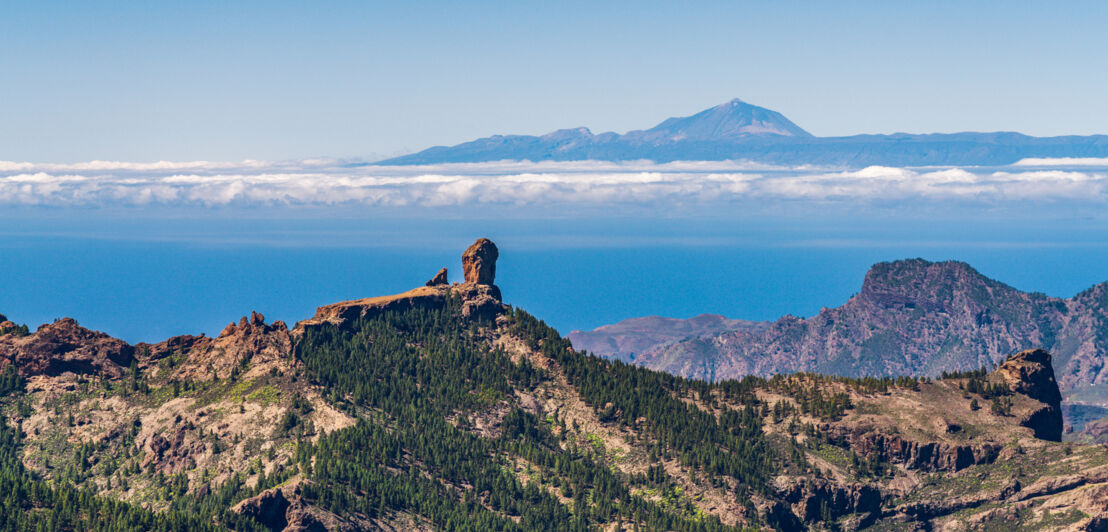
[462,238,498,285]
[300,238,507,330]
[426,267,448,286]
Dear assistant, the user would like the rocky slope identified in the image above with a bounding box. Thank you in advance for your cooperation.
[569,314,768,364]
[578,259,1108,406]
[3,242,1108,530]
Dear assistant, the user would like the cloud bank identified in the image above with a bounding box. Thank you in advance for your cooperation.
[1,159,1106,209]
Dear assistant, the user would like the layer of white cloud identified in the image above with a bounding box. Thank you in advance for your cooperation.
[0,159,1105,208]
[1013,157,1108,167]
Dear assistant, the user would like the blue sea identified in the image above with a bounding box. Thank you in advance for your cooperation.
[3,211,1107,343]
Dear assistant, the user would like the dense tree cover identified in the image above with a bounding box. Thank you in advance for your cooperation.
[0,365,22,397]
[965,377,1011,399]
[0,323,30,337]
[940,367,989,380]
[508,309,773,496]
[295,297,749,531]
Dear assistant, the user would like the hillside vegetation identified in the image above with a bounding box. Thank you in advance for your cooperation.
[2,241,1108,531]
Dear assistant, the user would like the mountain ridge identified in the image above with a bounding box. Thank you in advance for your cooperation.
[571,258,1108,408]
[377,99,1108,167]
[4,241,1108,530]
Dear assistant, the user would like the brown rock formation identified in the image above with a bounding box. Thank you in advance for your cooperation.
[0,318,134,378]
[136,311,292,381]
[233,481,341,532]
[143,425,208,474]
[298,285,454,330]
[462,238,498,285]
[297,239,506,332]
[774,477,882,524]
[426,267,448,286]
[823,424,1000,472]
[996,348,1064,441]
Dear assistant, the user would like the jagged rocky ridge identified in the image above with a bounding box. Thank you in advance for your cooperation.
[572,259,1108,407]
[2,242,1108,530]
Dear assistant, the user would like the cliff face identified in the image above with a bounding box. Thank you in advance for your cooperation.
[588,259,1108,404]
[996,349,1064,441]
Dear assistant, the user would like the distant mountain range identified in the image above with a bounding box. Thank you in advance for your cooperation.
[379,98,1108,167]
[569,259,1108,407]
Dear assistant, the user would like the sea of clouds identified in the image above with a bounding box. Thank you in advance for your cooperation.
[1,158,1106,209]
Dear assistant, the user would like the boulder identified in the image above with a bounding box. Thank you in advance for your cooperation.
[426,267,449,286]
[462,238,498,285]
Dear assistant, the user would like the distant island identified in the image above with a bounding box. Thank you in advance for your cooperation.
[378,98,1108,167]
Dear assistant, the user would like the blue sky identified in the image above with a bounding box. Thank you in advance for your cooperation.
[2,2,1108,341]
[3,1,1107,162]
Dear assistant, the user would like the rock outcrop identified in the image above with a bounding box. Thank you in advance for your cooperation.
[823,424,1000,472]
[136,311,292,381]
[233,481,340,532]
[462,238,498,285]
[298,239,506,332]
[996,348,1064,441]
[774,477,882,524]
[143,425,208,474]
[426,267,448,286]
[0,318,134,378]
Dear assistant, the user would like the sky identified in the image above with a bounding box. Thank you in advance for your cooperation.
[2,1,1108,162]
[2,2,1108,342]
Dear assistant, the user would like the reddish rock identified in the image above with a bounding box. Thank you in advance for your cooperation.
[775,477,882,523]
[0,318,134,378]
[824,423,1000,472]
[462,238,498,285]
[135,312,292,381]
[233,481,335,532]
[426,267,449,286]
[143,425,207,474]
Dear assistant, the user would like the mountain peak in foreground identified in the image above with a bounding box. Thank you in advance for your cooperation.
[3,242,1108,530]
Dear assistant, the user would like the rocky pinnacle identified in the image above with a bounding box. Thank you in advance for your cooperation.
[462,238,498,285]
